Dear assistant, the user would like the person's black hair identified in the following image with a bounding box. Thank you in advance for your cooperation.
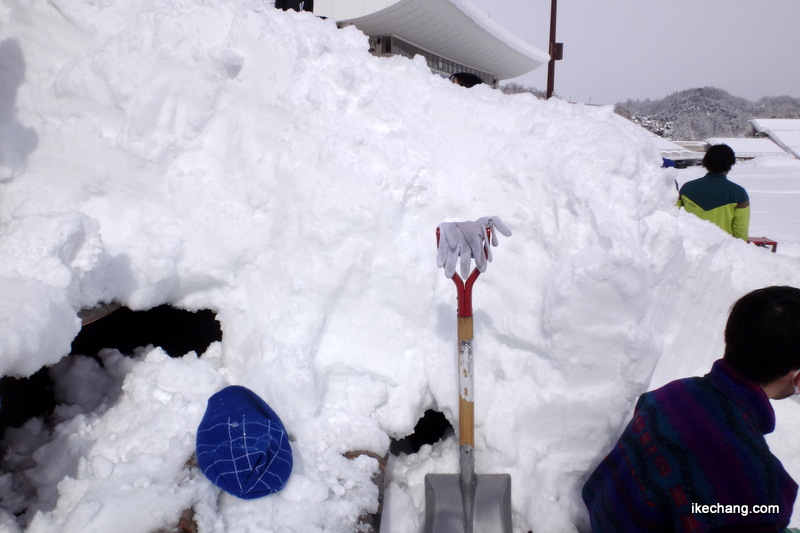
[275,0,313,11]
[702,144,736,174]
[449,72,483,88]
[724,286,800,384]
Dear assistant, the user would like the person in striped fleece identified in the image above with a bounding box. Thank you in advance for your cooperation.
[677,144,750,241]
[583,286,800,532]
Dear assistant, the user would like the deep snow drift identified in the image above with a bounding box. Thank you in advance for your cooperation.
[2,1,800,531]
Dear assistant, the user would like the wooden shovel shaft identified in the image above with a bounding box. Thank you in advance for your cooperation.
[458,316,475,447]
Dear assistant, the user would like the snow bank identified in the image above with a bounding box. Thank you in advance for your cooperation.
[1,0,800,531]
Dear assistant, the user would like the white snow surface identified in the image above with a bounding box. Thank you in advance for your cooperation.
[2,0,800,531]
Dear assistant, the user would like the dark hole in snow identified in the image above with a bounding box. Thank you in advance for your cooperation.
[70,304,222,359]
[0,304,222,434]
[389,409,454,456]
[0,368,54,432]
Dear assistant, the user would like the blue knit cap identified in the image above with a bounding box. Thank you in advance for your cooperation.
[196,385,293,499]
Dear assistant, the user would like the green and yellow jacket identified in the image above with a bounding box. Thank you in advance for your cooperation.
[676,173,750,240]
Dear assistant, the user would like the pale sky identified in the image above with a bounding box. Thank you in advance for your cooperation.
[468,0,800,104]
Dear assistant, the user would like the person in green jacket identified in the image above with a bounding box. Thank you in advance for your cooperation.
[677,144,750,240]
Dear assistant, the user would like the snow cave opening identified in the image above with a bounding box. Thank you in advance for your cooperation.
[2,305,454,458]
[0,304,223,433]
[390,409,454,455]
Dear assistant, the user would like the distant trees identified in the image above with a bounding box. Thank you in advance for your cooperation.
[500,82,547,99]
[753,95,800,119]
[614,87,800,140]
[498,84,800,141]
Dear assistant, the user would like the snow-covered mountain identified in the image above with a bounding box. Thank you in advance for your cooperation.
[615,87,800,140]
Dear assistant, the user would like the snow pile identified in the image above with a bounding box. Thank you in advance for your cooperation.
[1,0,800,531]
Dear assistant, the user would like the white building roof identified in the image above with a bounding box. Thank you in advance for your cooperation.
[750,118,800,159]
[705,137,791,159]
[639,132,701,162]
[317,0,548,80]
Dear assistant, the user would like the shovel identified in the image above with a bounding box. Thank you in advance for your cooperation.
[424,228,512,533]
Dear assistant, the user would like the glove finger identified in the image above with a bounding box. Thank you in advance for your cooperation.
[458,244,472,279]
[468,217,492,260]
[466,232,487,272]
[443,229,461,277]
[436,237,451,268]
[458,222,486,260]
[478,216,512,247]
[437,223,458,268]
[442,222,462,244]
[436,244,447,268]
[484,241,493,264]
[489,217,512,237]
[443,255,456,278]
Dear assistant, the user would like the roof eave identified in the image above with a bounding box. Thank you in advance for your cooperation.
[339,0,548,80]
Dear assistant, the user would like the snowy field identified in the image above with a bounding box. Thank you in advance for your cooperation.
[2,0,800,532]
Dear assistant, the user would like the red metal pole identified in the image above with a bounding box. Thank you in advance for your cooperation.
[546,0,558,99]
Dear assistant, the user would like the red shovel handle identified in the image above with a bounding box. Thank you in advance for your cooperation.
[454,269,480,318]
[435,226,490,316]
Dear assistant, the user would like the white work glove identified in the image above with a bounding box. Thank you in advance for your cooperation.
[437,216,511,278]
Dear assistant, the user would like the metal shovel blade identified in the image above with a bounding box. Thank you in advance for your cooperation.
[424,473,512,533]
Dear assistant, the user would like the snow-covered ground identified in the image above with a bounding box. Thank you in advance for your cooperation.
[1,1,800,531]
